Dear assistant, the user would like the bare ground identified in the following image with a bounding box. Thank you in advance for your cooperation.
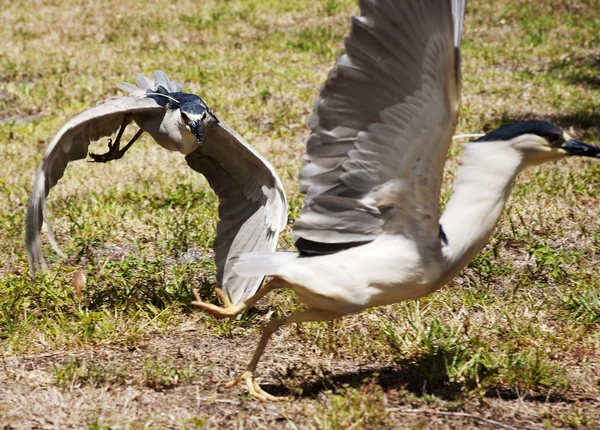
[2,320,598,429]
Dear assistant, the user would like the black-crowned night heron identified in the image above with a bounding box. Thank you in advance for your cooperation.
[191,0,600,401]
[26,71,288,305]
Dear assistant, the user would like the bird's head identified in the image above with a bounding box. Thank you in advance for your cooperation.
[476,120,600,166]
[179,98,218,145]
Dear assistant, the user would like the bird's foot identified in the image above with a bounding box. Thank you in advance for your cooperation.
[191,288,244,319]
[89,138,126,163]
[225,370,286,402]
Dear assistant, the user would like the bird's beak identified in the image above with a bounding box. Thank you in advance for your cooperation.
[189,119,204,145]
[561,139,600,158]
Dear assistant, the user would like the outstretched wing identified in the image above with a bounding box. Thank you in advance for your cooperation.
[26,70,185,273]
[294,0,465,254]
[25,96,165,273]
[185,123,287,305]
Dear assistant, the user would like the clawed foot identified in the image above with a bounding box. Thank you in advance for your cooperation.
[191,288,244,319]
[226,370,286,402]
[89,138,127,163]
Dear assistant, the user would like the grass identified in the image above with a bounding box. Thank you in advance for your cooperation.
[1,0,599,428]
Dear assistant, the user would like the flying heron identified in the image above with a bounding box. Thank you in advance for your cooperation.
[190,0,600,401]
[26,71,288,305]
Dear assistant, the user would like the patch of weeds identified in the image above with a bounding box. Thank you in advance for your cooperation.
[182,416,208,430]
[562,288,600,325]
[288,27,343,58]
[162,183,218,211]
[85,257,171,309]
[542,406,595,429]
[527,243,579,282]
[286,192,304,223]
[467,246,512,279]
[323,0,341,16]
[142,357,198,391]
[53,359,131,387]
[519,13,553,46]
[558,407,595,428]
[259,89,271,102]
[493,347,569,392]
[314,382,391,430]
[379,302,570,396]
[179,13,204,29]
[382,314,496,393]
[88,419,111,430]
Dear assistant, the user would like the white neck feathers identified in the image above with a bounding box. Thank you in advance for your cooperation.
[438,140,526,282]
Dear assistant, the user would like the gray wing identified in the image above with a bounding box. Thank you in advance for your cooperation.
[295,0,465,253]
[185,123,287,305]
[26,96,165,273]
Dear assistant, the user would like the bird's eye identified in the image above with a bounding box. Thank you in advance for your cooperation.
[201,112,207,121]
[548,133,563,146]
[181,111,190,123]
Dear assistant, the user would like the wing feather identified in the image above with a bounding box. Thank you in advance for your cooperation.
[295,0,465,253]
[25,96,164,273]
[185,123,287,305]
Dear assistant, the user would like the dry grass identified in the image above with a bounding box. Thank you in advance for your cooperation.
[1,0,599,428]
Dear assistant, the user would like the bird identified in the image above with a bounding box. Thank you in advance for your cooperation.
[25,71,288,305]
[189,0,600,401]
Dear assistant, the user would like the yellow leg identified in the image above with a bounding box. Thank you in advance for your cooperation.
[227,309,343,401]
[191,279,280,319]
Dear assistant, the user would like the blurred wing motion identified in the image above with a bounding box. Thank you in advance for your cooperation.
[25,96,164,273]
[186,123,287,305]
[294,0,465,255]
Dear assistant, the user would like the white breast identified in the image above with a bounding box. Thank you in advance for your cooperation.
[281,235,442,314]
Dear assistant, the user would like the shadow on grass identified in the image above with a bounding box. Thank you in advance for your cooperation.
[83,270,217,312]
[560,55,600,90]
[261,360,578,404]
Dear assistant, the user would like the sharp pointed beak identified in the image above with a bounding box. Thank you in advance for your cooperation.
[189,119,204,145]
[562,139,600,158]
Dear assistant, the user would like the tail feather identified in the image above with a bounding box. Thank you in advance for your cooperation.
[233,252,296,278]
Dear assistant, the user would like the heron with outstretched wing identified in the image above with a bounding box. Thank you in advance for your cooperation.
[26,71,288,306]
[191,0,600,402]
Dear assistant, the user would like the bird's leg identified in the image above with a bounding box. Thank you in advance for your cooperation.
[227,309,342,401]
[89,119,143,163]
[191,278,280,319]
[89,118,129,162]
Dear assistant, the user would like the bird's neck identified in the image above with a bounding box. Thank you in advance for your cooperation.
[438,141,525,283]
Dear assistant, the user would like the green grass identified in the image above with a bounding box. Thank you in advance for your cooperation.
[1,0,599,428]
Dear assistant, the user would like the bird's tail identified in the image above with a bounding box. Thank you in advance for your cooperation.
[233,252,297,278]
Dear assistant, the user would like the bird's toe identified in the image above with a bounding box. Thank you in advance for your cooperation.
[248,377,285,402]
[215,288,233,308]
[227,371,284,402]
[191,288,243,319]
